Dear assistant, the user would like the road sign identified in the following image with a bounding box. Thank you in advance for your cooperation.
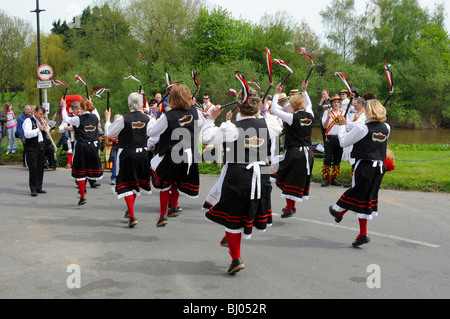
[37,64,53,81]
[37,80,53,89]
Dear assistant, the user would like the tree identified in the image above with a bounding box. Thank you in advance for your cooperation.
[127,0,203,64]
[0,11,33,100]
[320,0,358,62]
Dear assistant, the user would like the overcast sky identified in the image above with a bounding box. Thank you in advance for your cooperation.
[3,0,449,43]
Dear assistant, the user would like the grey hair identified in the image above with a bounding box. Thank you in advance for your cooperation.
[128,92,143,111]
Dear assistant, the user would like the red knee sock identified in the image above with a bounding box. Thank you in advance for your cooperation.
[286,199,294,211]
[160,190,170,215]
[77,179,86,198]
[169,184,179,208]
[359,218,368,237]
[338,209,348,217]
[225,231,242,261]
[124,194,136,218]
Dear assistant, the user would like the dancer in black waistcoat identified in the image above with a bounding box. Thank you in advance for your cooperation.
[147,84,205,228]
[105,92,151,227]
[270,82,314,218]
[61,99,103,206]
[329,99,391,247]
[200,87,282,275]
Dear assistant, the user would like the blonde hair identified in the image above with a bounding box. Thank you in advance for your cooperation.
[81,99,95,112]
[365,99,387,122]
[289,94,306,112]
[169,85,192,110]
[239,87,261,116]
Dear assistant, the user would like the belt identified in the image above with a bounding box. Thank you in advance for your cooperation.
[327,135,338,138]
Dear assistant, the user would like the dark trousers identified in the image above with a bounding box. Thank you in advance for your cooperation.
[27,143,45,193]
[323,136,343,166]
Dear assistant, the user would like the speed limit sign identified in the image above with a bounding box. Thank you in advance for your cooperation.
[37,64,53,81]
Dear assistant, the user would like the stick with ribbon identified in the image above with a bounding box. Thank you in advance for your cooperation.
[262,47,274,102]
[124,75,142,93]
[52,79,69,100]
[273,58,293,85]
[383,62,394,106]
[157,73,180,107]
[92,87,111,111]
[333,71,354,117]
[298,47,314,83]
[191,70,201,99]
[249,77,264,94]
[74,74,89,99]
[221,71,250,110]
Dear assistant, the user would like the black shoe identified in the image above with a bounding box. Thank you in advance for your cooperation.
[282,207,297,214]
[89,181,101,188]
[220,236,228,247]
[281,210,294,218]
[124,210,130,219]
[31,192,38,197]
[321,179,330,187]
[128,217,138,228]
[37,189,47,194]
[228,258,245,275]
[331,178,342,186]
[329,206,343,223]
[78,196,87,206]
[168,206,182,217]
[156,214,168,227]
[343,181,352,188]
[352,235,370,247]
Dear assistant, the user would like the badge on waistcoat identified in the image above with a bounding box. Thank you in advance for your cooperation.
[132,121,146,129]
[244,136,265,148]
[300,118,313,126]
[178,114,193,127]
[84,125,96,132]
[372,132,387,142]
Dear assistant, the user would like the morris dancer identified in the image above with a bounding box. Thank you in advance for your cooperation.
[329,99,391,247]
[104,93,151,227]
[147,84,205,227]
[200,87,281,275]
[270,81,314,218]
[321,94,345,187]
[61,99,103,206]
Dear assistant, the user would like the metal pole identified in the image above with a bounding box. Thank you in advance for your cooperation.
[31,0,45,106]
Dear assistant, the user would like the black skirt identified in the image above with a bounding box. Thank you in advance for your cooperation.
[71,141,103,181]
[151,153,199,198]
[336,160,385,216]
[114,149,151,198]
[205,163,272,237]
[274,146,314,202]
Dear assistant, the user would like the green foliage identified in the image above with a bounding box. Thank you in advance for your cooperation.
[0,0,448,128]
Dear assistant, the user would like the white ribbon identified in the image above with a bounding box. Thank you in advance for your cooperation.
[372,160,384,174]
[246,161,265,200]
[300,146,311,176]
[185,148,193,175]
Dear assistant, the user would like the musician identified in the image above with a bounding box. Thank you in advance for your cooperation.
[104,93,152,228]
[321,94,345,187]
[200,87,282,275]
[329,99,391,247]
[61,99,103,206]
[201,93,214,118]
[22,105,48,196]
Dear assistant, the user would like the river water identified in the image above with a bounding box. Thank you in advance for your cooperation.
[311,128,450,145]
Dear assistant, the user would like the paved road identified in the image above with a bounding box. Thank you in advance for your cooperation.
[0,165,448,300]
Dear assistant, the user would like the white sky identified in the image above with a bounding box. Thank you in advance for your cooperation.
[2,0,449,43]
